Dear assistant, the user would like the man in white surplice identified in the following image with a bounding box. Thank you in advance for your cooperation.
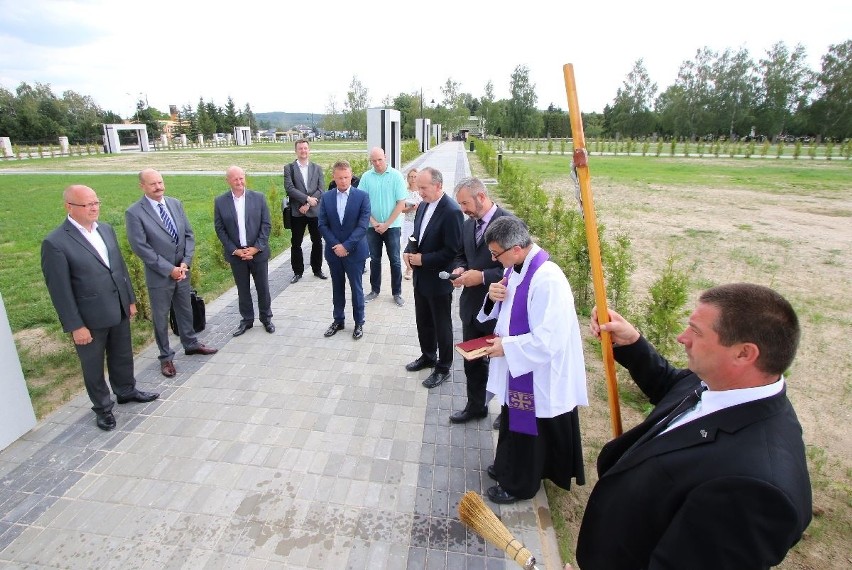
[476,216,588,504]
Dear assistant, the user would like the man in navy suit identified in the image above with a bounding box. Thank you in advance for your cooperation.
[42,184,158,431]
[317,160,371,340]
[578,283,812,570]
[214,165,275,336]
[448,177,511,423]
[403,167,464,389]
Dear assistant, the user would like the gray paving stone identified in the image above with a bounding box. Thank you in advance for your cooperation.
[0,143,561,569]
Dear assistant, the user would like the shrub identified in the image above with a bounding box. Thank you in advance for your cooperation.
[603,233,635,313]
[267,181,284,238]
[640,255,689,361]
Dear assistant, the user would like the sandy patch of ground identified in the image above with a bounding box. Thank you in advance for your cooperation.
[14,326,66,357]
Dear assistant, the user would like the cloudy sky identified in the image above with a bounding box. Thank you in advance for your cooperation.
[0,0,849,118]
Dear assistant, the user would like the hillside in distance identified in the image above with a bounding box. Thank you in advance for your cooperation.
[255,111,326,129]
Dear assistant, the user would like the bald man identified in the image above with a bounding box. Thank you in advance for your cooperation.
[42,184,158,431]
[359,147,408,306]
[214,165,275,336]
[125,169,217,378]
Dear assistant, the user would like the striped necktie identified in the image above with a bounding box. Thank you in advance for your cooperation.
[475,219,486,244]
[158,203,179,243]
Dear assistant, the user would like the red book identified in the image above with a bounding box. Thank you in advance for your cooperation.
[454,333,498,360]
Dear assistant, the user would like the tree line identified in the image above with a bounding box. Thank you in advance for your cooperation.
[2,39,848,145]
[605,40,851,141]
[322,40,849,143]
[0,85,259,145]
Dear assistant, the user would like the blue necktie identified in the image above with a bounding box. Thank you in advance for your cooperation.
[158,203,179,243]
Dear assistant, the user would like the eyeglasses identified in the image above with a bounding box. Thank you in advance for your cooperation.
[67,201,101,208]
[489,247,513,260]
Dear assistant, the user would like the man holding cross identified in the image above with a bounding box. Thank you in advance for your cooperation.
[577,283,811,569]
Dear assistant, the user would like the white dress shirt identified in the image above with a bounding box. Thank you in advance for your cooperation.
[67,216,109,267]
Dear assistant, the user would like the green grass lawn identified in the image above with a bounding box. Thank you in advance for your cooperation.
[0,140,382,173]
[504,153,852,196]
[0,140,417,415]
[0,174,285,329]
[0,173,291,414]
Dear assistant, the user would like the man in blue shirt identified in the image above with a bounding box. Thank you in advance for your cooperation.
[359,147,407,307]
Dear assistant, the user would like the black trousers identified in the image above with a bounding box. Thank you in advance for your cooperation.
[76,314,136,414]
[230,257,272,324]
[290,215,323,276]
[413,290,454,374]
[492,405,585,499]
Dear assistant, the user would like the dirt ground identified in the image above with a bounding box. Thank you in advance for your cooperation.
[539,171,852,569]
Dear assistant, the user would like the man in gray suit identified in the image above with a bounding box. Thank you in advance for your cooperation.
[284,138,327,283]
[41,184,158,431]
[448,178,512,424]
[214,165,275,336]
[125,169,217,378]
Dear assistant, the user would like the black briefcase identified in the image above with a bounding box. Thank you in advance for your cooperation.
[282,195,292,229]
[169,289,206,335]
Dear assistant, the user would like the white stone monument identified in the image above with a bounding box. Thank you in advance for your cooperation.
[234,126,252,146]
[102,124,150,153]
[197,134,204,145]
[431,124,442,145]
[367,108,402,169]
[416,118,432,153]
[0,137,12,158]
[0,293,37,451]
[180,134,187,147]
[59,136,69,155]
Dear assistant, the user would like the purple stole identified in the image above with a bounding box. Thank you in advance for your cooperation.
[504,249,549,436]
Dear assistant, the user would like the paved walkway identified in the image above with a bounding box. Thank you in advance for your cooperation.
[0,142,561,569]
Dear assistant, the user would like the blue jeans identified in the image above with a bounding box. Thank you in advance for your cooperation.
[366,226,402,296]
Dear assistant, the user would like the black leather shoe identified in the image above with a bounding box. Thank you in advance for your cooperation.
[352,324,364,340]
[185,343,218,355]
[487,485,520,504]
[313,271,328,280]
[117,390,160,404]
[422,370,450,389]
[405,355,436,372]
[96,411,116,431]
[233,322,253,337]
[324,322,344,337]
[290,274,302,284]
[487,464,497,481]
[262,322,275,333]
[449,407,488,424]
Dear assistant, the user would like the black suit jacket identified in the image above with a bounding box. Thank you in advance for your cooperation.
[41,220,136,332]
[576,337,812,570]
[452,207,511,324]
[213,189,272,263]
[405,194,463,297]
